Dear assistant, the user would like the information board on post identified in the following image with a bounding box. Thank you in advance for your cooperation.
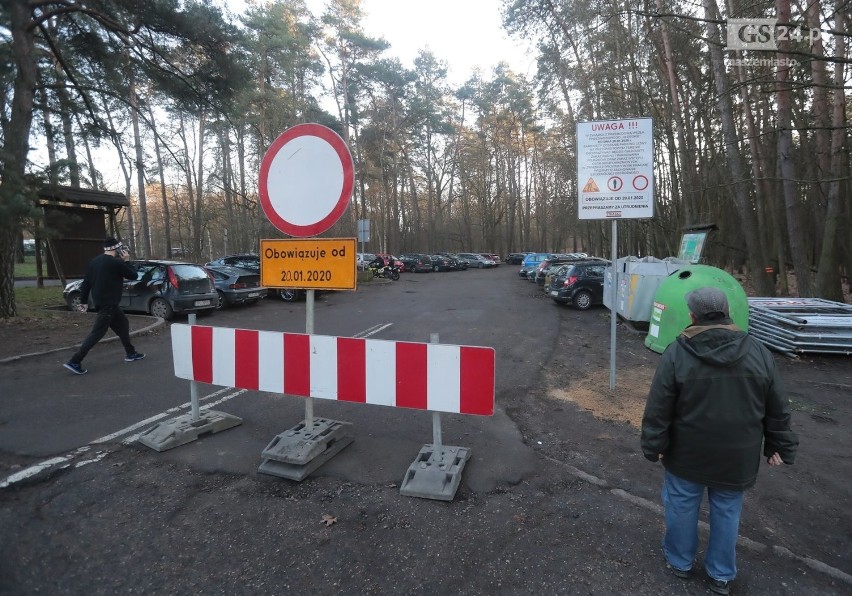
[577,118,654,220]
[261,238,356,291]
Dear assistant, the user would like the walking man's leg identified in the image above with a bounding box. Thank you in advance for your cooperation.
[661,470,703,572]
[704,487,744,582]
[68,307,114,365]
[108,307,136,357]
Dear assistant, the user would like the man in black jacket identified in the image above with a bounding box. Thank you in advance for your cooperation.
[641,286,798,595]
[63,237,145,375]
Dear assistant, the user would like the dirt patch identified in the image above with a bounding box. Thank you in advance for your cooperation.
[546,366,654,428]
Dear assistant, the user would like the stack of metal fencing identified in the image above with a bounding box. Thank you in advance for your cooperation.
[748,297,852,357]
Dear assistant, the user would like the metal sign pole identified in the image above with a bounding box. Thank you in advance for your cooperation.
[430,333,443,453]
[610,220,618,391]
[188,312,200,421]
[305,289,315,429]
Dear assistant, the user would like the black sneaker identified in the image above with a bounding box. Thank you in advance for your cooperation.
[667,564,691,579]
[63,362,87,375]
[709,578,731,594]
[124,352,146,362]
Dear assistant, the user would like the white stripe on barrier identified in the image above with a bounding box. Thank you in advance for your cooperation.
[366,338,396,407]
[428,343,460,413]
[258,330,283,393]
[310,334,338,400]
[172,324,192,379]
[212,327,235,387]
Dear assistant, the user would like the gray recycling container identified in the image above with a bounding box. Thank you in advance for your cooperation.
[604,256,688,323]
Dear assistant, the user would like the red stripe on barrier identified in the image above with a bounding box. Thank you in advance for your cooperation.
[284,334,310,396]
[460,347,494,415]
[235,329,259,390]
[191,326,213,384]
[396,342,427,410]
[337,337,366,402]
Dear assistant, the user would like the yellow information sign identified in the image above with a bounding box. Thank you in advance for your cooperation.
[260,238,357,290]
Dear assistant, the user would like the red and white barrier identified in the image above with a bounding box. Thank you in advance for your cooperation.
[171,324,495,416]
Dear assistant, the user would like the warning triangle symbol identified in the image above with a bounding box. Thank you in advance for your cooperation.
[582,178,600,192]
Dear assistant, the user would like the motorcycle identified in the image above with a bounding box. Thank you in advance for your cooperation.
[369,264,400,281]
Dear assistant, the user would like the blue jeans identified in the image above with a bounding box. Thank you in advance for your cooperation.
[661,470,744,581]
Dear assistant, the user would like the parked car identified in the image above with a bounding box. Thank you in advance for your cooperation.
[443,254,468,271]
[549,260,611,310]
[481,253,501,265]
[376,254,404,270]
[206,265,265,309]
[428,254,454,272]
[207,253,307,301]
[518,252,552,278]
[533,256,584,286]
[205,254,260,272]
[543,264,572,294]
[64,260,218,320]
[457,253,495,268]
[505,252,529,265]
[398,253,432,273]
[356,253,377,271]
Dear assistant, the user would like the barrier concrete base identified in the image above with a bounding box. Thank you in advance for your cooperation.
[399,444,471,501]
[138,410,243,452]
[257,417,353,481]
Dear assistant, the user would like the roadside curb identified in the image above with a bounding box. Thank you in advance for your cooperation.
[0,315,166,365]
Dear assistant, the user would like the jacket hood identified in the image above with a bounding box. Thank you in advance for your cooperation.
[677,323,749,367]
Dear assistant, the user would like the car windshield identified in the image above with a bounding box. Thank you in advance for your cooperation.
[133,263,161,281]
[171,264,208,280]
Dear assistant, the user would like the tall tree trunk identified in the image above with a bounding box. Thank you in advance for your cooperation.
[0,0,39,318]
[38,87,58,184]
[775,0,813,296]
[54,65,80,188]
[129,68,151,258]
[661,0,698,227]
[702,0,773,294]
[195,110,207,260]
[149,102,171,258]
[815,1,847,300]
[105,108,136,253]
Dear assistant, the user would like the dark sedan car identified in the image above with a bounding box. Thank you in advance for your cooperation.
[64,260,218,320]
[428,254,455,272]
[206,265,265,309]
[205,253,260,272]
[207,253,306,301]
[398,253,432,273]
[548,260,611,310]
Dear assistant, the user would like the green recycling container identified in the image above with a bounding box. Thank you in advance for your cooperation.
[644,265,749,354]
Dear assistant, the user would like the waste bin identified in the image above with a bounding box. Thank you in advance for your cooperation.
[604,256,687,324]
[644,265,749,354]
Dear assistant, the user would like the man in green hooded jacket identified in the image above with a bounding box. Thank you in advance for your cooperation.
[641,286,798,595]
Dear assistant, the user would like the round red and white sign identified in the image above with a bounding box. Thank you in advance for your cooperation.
[259,123,354,237]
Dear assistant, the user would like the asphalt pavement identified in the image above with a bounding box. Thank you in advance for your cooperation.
[1,267,849,594]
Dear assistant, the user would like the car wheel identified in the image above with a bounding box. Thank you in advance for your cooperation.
[479,262,485,269]
[573,290,593,310]
[149,297,174,320]
[215,290,227,310]
[278,288,299,302]
[66,291,82,311]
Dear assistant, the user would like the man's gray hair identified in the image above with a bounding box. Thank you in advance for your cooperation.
[686,286,730,320]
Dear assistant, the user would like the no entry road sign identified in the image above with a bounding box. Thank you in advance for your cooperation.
[259,123,355,237]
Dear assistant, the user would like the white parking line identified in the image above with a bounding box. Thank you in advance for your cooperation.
[0,388,246,489]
